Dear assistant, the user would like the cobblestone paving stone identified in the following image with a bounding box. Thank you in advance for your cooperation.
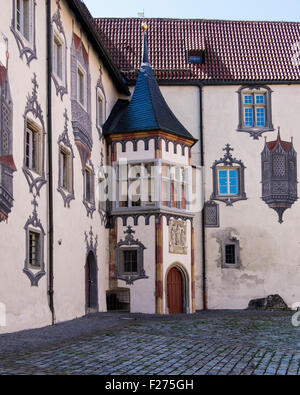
[0,311,300,375]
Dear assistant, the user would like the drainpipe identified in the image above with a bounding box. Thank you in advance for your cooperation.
[198,83,207,311]
[46,0,55,325]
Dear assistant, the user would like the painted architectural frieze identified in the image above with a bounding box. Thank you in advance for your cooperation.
[169,219,188,255]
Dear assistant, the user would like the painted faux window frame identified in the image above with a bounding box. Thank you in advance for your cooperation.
[23,203,46,286]
[221,238,240,269]
[115,226,148,285]
[237,85,274,139]
[57,109,75,208]
[11,0,37,65]
[204,201,220,228]
[51,10,68,100]
[211,144,247,206]
[82,160,96,218]
[23,75,46,196]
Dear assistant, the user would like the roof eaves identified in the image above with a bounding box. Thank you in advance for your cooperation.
[67,0,130,96]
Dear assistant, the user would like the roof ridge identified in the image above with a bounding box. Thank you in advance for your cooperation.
[94,17,300,25]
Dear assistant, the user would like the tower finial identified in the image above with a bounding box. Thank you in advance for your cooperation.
[141,23,149,64]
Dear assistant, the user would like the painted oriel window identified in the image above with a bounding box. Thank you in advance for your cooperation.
[261,131,298,223]
[0,51,16,223]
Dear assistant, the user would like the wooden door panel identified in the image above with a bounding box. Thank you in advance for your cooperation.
[167,267,183,314]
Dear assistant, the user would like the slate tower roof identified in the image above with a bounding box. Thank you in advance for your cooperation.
[103,26,196,142]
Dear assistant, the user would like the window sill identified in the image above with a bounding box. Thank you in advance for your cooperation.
[236,126,275,139]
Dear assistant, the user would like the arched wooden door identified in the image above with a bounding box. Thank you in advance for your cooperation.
[167,267,183,314]
[86,252,98,312]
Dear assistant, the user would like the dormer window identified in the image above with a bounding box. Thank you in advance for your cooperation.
[237,86,274,139]
[187,50,205,65]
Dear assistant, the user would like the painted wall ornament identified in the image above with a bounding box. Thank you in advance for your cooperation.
[261,130,298,223]
[115,226,148,285]
[57,109,75,207]
[169,219,188,255]
[23,196,46,286]
[22,74,46,196]
[84,226,98,257]
[51,0,68,99]
[211,144,247,206]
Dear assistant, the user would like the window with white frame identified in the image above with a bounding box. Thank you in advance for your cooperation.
[77,64,86,108]
[117,162,156,208]
[217,167,240,196]
[84,167,94,204]
[53,33,64,82]
[16,0,32,43]
[59,147,72,193]
[237,86,274,138]
[28,230,41,269]
[25,120,41,175]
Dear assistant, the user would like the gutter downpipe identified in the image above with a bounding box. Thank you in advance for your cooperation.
[47,0,55,325]
[198,83,207,311]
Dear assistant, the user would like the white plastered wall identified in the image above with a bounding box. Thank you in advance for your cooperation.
[203,84,300,309]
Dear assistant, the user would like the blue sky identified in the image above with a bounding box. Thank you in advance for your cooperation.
[84,0,300,21]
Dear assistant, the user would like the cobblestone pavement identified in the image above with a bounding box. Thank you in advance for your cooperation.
[0,310,300,375]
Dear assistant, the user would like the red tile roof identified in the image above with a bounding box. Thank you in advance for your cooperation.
[266,132,292,152]
[0,155,17,171]
[94,18,300,83]
[0,64,6,86]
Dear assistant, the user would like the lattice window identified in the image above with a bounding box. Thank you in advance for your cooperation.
[2,104,10,129]
[273,155,286,177]
[2,130,9,155]
[204,202,219,228]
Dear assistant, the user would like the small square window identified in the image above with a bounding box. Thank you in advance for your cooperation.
[222,239,240,269]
